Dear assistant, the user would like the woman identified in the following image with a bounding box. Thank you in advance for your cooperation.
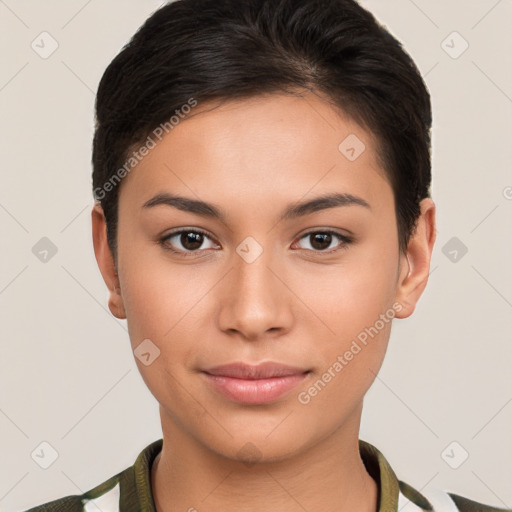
[24,0,510,510]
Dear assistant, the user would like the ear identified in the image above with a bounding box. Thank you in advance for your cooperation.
[394,198,436,319]
[91,204,126,320]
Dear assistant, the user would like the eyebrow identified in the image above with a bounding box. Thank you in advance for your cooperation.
[142,191,371,222]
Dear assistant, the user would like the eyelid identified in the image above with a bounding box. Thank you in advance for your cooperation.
[159,227,353,256]
[293,229,353,253]
[160,227,219,257]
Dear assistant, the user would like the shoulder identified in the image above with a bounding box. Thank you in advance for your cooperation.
[21,439,163,512]
[21,472,124,512]
[447,491,511,512]
[400,480,512,512]
[22,495,84,512]
[359,439,510,512]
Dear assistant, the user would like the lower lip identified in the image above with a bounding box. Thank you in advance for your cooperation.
[202,372,309,404]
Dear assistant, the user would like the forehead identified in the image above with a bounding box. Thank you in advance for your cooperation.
[118,91,392,217]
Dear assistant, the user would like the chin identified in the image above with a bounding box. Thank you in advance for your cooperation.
[204,429,308,466]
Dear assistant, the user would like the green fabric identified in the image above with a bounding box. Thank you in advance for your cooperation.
[81,472,122,500]
[359,439,401,511]
[23,496,84,512]
[448,493,511,512]
[23,438,510,512]
[399,481,433,510]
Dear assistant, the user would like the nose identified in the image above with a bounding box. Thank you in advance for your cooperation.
[216,243,294,341]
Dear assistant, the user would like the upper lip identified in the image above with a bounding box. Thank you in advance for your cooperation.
[202,362,309,379]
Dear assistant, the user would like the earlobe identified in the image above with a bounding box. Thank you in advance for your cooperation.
[394,198,436,319]
[91,204,126,320]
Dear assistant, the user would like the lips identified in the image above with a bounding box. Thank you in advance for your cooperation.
[201,362,310,404]
[202,361,309,379]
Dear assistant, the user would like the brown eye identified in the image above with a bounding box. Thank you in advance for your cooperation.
[295,230,352,253]
[179,231,204,250]
[161,229,219,255]
[310,233,333,251]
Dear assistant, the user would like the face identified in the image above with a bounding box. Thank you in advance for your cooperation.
[93,91,435,463]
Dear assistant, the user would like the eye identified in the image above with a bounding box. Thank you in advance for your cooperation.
[159,228,353,257]
[160,228,219,256]
[293,230,353,253]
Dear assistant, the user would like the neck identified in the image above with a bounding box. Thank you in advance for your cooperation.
[151,404,378,512]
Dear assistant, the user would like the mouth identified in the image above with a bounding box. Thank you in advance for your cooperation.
[201,362,310,404]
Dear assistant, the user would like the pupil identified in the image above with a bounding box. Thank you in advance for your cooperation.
[182,232,203,250]
[178,232,333,251]
[311,233,331,250]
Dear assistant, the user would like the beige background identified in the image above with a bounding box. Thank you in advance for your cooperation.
[0,0,511,510]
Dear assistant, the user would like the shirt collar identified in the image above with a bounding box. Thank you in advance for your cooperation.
[359,439,401,512]
[123,438,402,512]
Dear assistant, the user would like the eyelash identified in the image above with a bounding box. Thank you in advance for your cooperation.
[159,228,353,258]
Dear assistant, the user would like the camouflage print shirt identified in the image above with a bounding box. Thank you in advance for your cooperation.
[22,438,511,512]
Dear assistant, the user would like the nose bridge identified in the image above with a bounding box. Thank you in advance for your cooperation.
[217,235,291,337]
[233,235,280,307]
[235,242,275,297]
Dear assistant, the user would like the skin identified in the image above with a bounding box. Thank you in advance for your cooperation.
[92,90,436,512]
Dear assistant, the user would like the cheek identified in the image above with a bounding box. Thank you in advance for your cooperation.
[117,249,217,385]
[291,231,398,400]
[118,258,206,405]
[292,242,399,342]
[119,246,198,338]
